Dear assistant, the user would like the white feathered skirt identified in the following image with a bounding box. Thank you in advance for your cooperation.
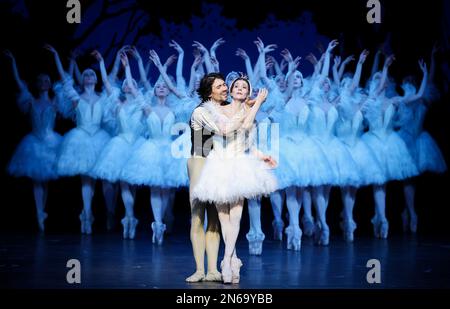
[191,150,278,204]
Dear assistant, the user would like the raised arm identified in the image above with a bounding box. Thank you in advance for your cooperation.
[254,37,278,85]
[209,37,225,72]
[241,88,268,130]
[108,45,129,84]
[4,50,27,91]
[281,49,301,101]
[91,50,113,95]
[192,41,214,73]
[44,44,66,79]
[236,48,254,81]
[376,54,395,95]
[404,60,428,104]
[169,40,186,90]
[188,52,203,96]
[332,56,341,85]
[338,55,355,80]
[149,49,186,99]
[349,50,369,92]
[320,39,338,79]
[68,50,83,85]
[128,46,151,91]
[121,52,139,98]
[370,49,382,78]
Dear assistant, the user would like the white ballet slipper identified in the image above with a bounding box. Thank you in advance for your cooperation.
[128,217,138,239]
[301,216,315,237]
[204,270,222,282]
[79,210,94,235]
[340,219,357,243]
[231,257,243,284]
[246,232,265,255]
[106,211,115,231]
[37,211,48,232]
[185,271,205,283]
[313,222,329,246]
[285,225,302,250]
[272,220,284,241]
[220,257,232,284]
[151,222,166,245]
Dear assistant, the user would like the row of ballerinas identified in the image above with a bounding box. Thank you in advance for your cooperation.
[5,38,447,253]
[237,38,447,254]
[5,44,198,244]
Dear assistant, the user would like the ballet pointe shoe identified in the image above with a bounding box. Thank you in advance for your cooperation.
[151,222,166,245]
[371,216,389,239]
[106,211,115,231]
[204,270,222,282]
[301,216,315,237]
[272,220,284,241]
[285,225,302,251]
[313,222,329,246]
[246,231,265,255]
[220,257,232,284]
[121,216,139,239]
[37,211,48,232]
[231,257,243,284]
[410,212,418,234]
[185,270,205,283]
[79,210,94,235]
[402,210,418,233]
[340,219,357,242]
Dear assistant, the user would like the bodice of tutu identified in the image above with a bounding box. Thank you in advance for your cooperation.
[17,90,57,140]
[55,77,112,135]
[146,109,176,140]
[396,100,427,137]
[336,110,364,146]
[202,100,250,156]
[74,96,110,135]
[114,95,146,143]
[307,104,338,141]
[365,99,396,139]
[282,99,310,139]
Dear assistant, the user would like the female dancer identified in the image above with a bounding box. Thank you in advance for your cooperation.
[362,55,424,238]
[5,50,62,231]
[91,50,148,239]
[396,45,446,233]
[48,45,115,234]
[192,77,277,283]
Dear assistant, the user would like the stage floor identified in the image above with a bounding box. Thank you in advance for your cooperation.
[1,232,450,289]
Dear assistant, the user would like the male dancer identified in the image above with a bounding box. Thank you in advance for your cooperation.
[186,73,247,282]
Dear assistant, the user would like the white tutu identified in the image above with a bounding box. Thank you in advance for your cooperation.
[119,139,163,186]
[416,132,447,173]
[57,128,111,177]
[281,134,334,187]
[92,136,145,182]
[8,132,62,181]
[362,131,419,181]
[192,151,277,204]
[346,139,386,185]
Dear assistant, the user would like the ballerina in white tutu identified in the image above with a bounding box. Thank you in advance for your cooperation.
[192,75,277,283]
[47,45,117,235]
[361,54,424,238]
[334,50,386,242]
[91,50,149,239]
[395,44,447,233]
[5,50,63,231]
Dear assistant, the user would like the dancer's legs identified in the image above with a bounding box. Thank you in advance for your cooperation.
[33,181,48,231]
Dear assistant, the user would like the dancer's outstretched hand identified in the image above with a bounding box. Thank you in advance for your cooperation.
[261,154,277,168]
[247,88,268,106]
